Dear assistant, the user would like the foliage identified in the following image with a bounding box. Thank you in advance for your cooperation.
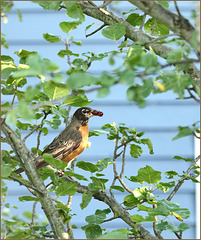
[1,1,200,239]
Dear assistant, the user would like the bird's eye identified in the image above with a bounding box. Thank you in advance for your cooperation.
[81,109,88,114]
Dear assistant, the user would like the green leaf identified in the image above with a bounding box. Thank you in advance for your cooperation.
[158,1,169,8]
[130,214,155,223]
[135,165,161,184]
[43,82,69,100]
[13,53,58,78]
[80,191,92,209]
[133,187,154,201]
[98,229,130,239]
[17,102,35,121]
[123,194,140,207]
[167,47,185,63]
[64,171,88,181]
[62,94,92,107]
[17,9,22,21]
[137,204,152,212]
[165,170,178,179]
[42,153,68,170]
[76,161,98,173]
[126,13,143,27]
[95,158,112,172]
[157,181,175,193]
[102,23,126,41]
[141,138,154,154]
[6,109,17,126]
[34,1,62,10]
[1,162,13,178]
[43,33,61,43]
[90,177,108,190]
[171,208,190,219]
[56,181,78,196]
[58,49,79,58]
[97,87,110,98]
[148,199,187,218]
[130,144,143,158]
[89,129,109,137]
[119,70,135,85]
[172,126,192,141]
[64,1,85,22]
[110,185,125,192]
[66,72,96,89]
[19,196,39,201]
[84,224,102,239]
[144,18,169,36]
[59,21,80,33]
[156,222,189,233]
[156,72,193,99]
[173,155,193,162]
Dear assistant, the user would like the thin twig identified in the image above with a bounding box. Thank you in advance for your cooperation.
[67,220,74,239]
[174,1,182,18]
[140,13,146,30]
[9,175,42,194]
[86,23,107,38]
[120,145,126,179]
[167,155,200,201]
[80,1,111,9]
[31,201,38,226]
[151,19,156,36]
[110,133,120,197]
[36,110,51,152]
[153,204,163,239]
[102,216,120,223]
[65,33,72,68]
[23,125,41,142]
[66,196,73,208]
[187,88,200,102]
[148,33,180,43]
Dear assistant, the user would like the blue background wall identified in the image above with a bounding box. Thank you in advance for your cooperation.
[1,1,200,239]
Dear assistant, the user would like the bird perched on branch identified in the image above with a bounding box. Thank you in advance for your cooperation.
[15,107,103,174]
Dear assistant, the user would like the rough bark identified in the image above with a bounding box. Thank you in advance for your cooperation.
[130,1,200,53]
[75,182,158,239]
[1,120,69,239]
[78,1,200,87]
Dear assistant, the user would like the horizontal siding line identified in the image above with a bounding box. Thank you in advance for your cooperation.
[5,39,114,46]
[89,100,199,106]
[81,155,194,161]
[17,126,192,134]
[7,188,195,196]
[7,6,192,15]
[1,100,198,107]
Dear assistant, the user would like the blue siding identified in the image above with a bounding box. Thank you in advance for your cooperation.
[1,1,200,239]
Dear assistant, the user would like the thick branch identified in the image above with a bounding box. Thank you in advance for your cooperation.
[1,121,68,239]
[130,1,200,53]
[73,181,158,239]
[78,1,200,87]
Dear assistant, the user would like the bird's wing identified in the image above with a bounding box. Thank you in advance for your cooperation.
[35,128,82,169]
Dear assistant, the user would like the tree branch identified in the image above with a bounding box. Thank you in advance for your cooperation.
[167,155,200,201]
[73,181,158,239]
[1,120,69,239]
[130,1,200,53]
[78,1,200,88]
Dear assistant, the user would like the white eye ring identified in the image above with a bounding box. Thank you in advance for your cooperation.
[82,109,87,114]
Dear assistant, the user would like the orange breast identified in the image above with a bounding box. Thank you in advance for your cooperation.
[62,124,89,163]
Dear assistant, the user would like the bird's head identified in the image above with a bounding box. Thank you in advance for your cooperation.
[73,107,103,123]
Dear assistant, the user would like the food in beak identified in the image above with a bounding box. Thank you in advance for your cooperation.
[92,110,103,117]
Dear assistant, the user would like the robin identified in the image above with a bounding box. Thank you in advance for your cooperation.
[15,107,103,174]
